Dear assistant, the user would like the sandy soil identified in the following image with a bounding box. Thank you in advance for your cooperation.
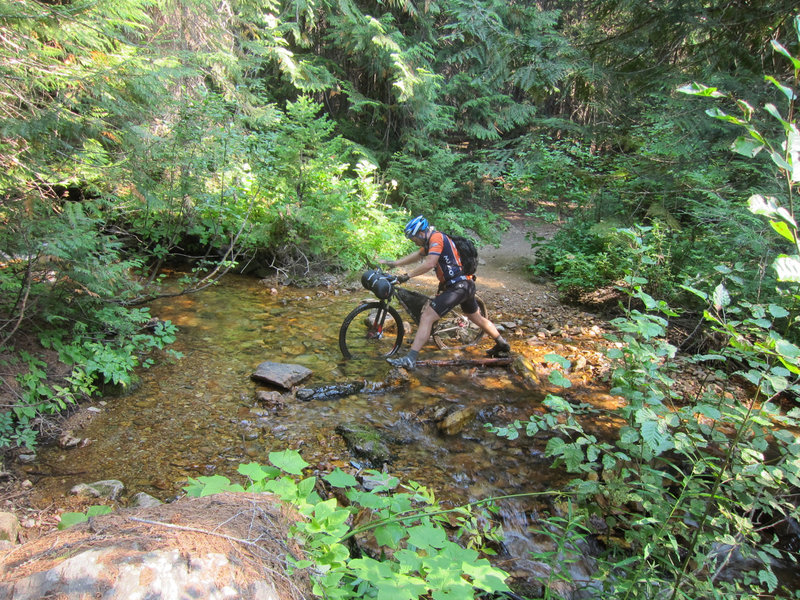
[469,211,562,312]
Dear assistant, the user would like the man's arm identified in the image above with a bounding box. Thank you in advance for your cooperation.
[380,248,424,268]
[404,253,438,279]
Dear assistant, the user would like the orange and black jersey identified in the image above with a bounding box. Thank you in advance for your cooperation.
[425,231,472,286]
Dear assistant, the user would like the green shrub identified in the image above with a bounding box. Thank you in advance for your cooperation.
[488,33,800,595]
[488,285,800,599]
[185,450,511,600]
[0,196,182,450]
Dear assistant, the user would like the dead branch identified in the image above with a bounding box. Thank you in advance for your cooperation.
[415,357,514,367]
[0,256,34,346]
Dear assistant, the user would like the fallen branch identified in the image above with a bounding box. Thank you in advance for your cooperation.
[128,516,257,546]
[415,357,513,367]
[296,378,407,401]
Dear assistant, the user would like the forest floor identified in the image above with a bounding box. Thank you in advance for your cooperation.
[459,210,572,318]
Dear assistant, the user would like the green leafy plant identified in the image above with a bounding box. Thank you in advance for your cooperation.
[490,282,800,598]
[488,26,800,598]
[57,505,114,530]
[489,34,800,587]
[0,309,179,450]
[184,450,510,600]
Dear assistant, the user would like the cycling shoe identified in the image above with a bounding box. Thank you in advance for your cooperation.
[386,355,416,369]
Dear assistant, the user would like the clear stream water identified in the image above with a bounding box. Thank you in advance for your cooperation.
[33,273,578,503]
[26,273,799,594]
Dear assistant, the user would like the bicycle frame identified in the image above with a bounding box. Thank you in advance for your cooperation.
[393,286,429,324]
[361,271,429,324]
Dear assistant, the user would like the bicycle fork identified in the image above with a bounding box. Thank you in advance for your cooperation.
[366,303,390,339]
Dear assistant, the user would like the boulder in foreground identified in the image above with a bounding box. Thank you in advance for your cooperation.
[0,493,311,600]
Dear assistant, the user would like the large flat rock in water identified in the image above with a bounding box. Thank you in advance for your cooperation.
[251,362,312,389]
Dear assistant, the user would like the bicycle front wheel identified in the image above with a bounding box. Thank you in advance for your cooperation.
[339,302,405,359]
[432,295,487,350]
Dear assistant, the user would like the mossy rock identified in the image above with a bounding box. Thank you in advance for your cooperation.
[99,375,142,398]
[334,423,391,467]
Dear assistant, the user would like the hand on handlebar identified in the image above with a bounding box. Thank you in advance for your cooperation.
[397,273,410,283]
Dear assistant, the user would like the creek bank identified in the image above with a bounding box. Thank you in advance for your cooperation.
[8,212,787,596]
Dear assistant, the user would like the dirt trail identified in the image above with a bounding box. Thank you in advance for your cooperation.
[475,212,562,313]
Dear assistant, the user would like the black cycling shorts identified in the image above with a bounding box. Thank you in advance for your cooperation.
[429,279,479,317]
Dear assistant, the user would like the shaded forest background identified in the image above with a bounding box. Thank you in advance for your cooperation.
[2,2,800,598]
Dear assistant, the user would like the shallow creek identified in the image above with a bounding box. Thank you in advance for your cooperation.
[27,273,626,588]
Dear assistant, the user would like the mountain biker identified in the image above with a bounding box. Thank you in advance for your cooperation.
[378,215,511,369]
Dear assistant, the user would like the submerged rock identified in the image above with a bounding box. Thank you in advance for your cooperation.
[255,390,286,410]
[297,382,366,401]
[437,405,478,436]
[58,431,88,449]
[511,355,544,388]
[335,423,392,467]
[129,492,162,508]
[70,480,125,501]
[296,377,407,401]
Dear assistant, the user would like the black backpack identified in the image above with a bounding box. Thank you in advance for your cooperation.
[448,235,478,276]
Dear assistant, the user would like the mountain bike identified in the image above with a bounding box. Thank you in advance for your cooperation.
[339,269,487,359]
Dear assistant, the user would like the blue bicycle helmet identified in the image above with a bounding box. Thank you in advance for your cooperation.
[404,215,428,239]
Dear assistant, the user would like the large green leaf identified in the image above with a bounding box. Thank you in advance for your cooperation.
[765,75,797,101]
[269,449,309,475]
[677,82,725,97]
[196,474,244,497]
[641,421,672,455]
[58,512,89,529]
[731,136,763,157]
[460,557,510,592]
[771,39,800,69]
[712,283,731,309]
[770,221,796,243]
[544,353,571,369]
[748,194,796,226]
[324,468,359,488]
[548,370,572,388]
[407,524,448,549]
[239,462,280,482]
[774,255,800,282]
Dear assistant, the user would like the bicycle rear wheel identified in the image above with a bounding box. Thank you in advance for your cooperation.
[432,295,487,350]
[339,302,405,359]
